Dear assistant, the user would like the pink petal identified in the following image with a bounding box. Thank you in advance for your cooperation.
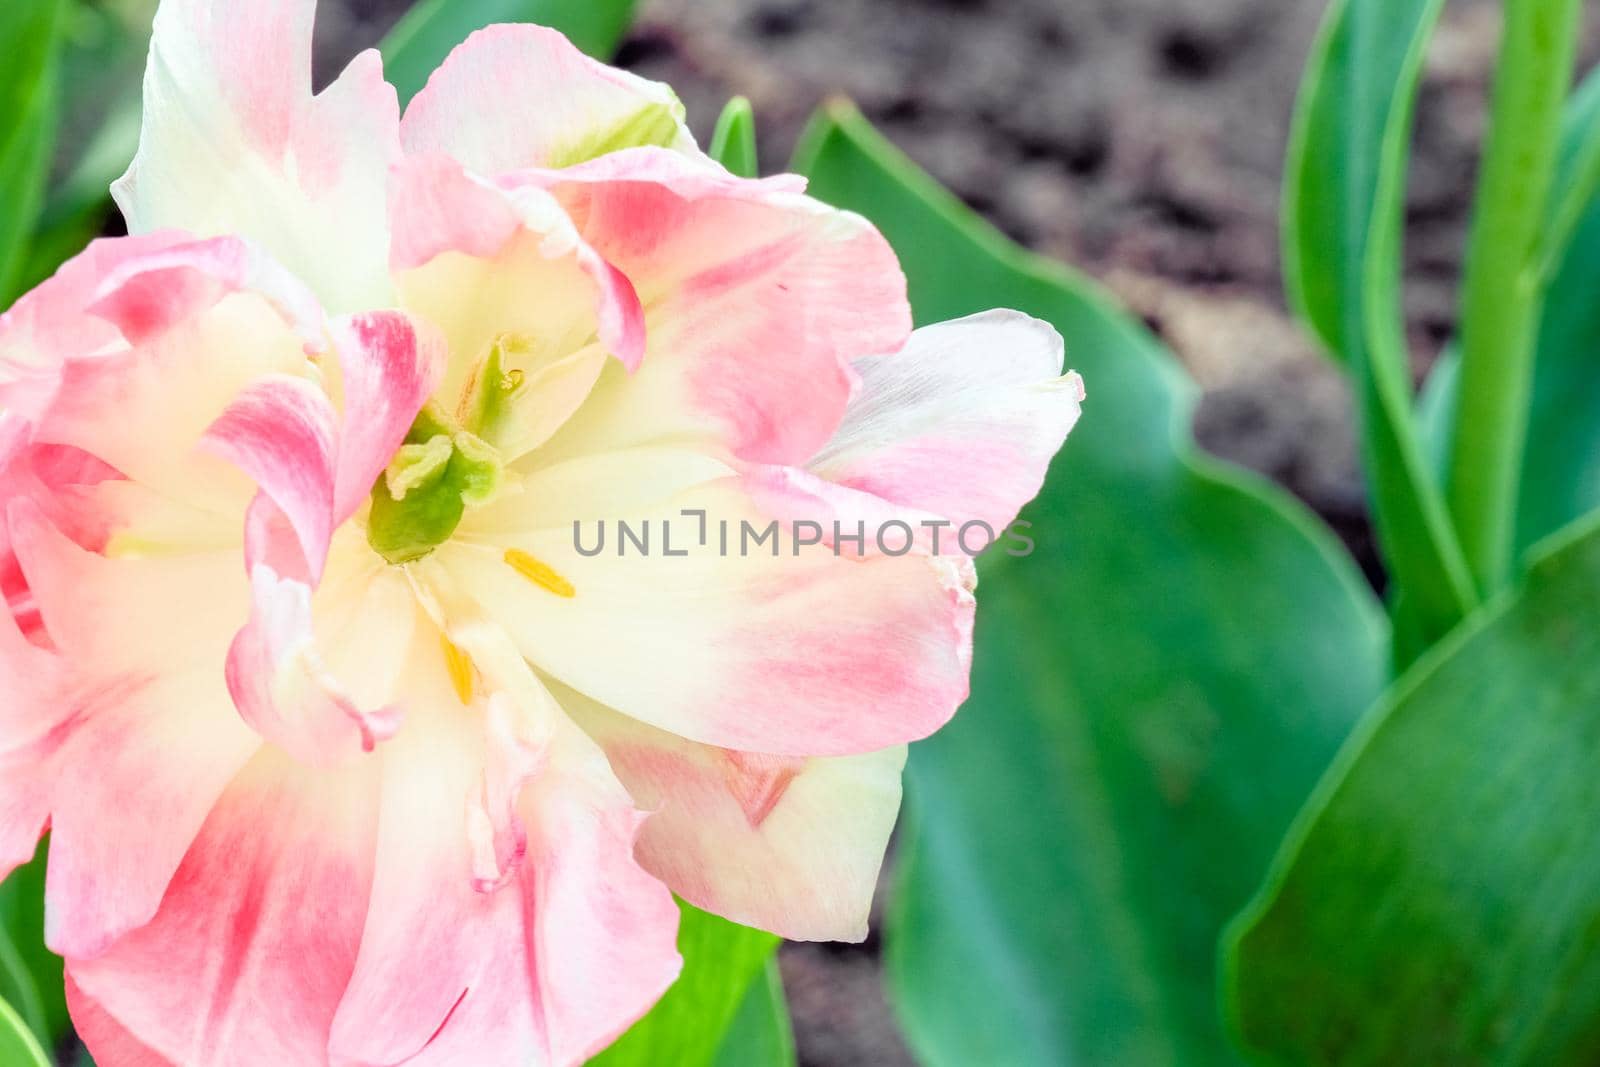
[114,0,399,311]
[560,680,908,942]
[0,422,120,636]
[201,315,437,765]
[440,468,974,758]
[330,626,681,1067]
[328,311,448,520]
[88,235,326,350]
[0,234,192,423]
[532,149,911,467]
[811,311,1085,532]
[69,750,382,1065]
[65,973,174,1067]
[390,152,645,390]
[202,374,338,581]
[0,571,59,877]
[13,236,325,510]
[400,25,697,175]
[6,502,262,959]
[223,563,404,768]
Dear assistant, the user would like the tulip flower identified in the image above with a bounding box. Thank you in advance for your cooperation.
[0,1,1082,1063]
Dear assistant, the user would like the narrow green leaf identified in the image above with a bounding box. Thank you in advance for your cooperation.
[0,0,66,306]
[587,901,780,1067]
[709,97,758,178]
[381,0,639,105]
[1445,0,1581,595]
[15,0,153,296]
[795,102,1387,1066]
[1224,512,1600,1065]
[0,996,51,1067]
[1282,0,1476,648]
[1418,66,1600,566]
[711,959,796,1067]
[0,842,63,1051]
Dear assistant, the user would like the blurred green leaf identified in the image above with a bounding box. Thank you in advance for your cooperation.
[587,901,781,1067]
[1420,67,1600,570]
[709,97,758,179]
[0,0,66,306]
[712,959,795,1067]
[18,0,155,294]
[0,841,65,1051]
[794,102,1387,1066]
[0,995,51,1067]
[1224,513,1600,1065]
[1282,0,1475,649]
[381,0,639,105]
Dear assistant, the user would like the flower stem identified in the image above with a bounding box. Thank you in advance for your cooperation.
[1447,0,1583,594]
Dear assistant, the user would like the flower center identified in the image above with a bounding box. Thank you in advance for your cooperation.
[365,403,503,564]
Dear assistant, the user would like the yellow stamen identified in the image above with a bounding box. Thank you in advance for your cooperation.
[504,548,577,598]
[441,634,476,705]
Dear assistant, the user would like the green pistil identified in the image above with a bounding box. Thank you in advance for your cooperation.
[367,404,503,564]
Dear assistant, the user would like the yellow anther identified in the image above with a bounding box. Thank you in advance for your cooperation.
[441,634,476,705]
[504,548,577,598]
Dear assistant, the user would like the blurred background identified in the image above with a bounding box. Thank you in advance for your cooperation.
[39,0,1600,1063]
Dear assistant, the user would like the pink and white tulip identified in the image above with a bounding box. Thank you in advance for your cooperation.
[0,2,1084,1064]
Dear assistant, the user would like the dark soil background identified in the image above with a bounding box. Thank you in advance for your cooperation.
[310,1,1598,1062]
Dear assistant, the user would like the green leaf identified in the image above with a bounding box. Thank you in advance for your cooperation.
[0,996,51,1067]
[587,901,781,1067]
[1223,513,1600,1065]
[0,0,65,307]
[18,0,155,296]
[709,97,758,179]
[381,0,639,105]
[1416,66,1600,566]
[0,841,65,1051]
[794,102,1387,1066]
[1282,0,1476,647]
[711,959,796,1067]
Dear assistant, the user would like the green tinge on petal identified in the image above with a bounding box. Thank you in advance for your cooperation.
[367,430,503,564]
[546,95,687,169]
[460,338,526,445]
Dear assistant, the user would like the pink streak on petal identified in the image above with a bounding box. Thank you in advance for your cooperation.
[202,374,337,582]
[0,233,192,423]
[328,311,445,520]
[527,148,909,465]
[0,570,59,879]
[6,501,261,960]
[70,750,382,1065]
[88,235,326,350]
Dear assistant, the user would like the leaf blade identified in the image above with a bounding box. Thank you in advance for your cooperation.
[1224,513,1600,1065]
[1283,0,1476,647]
[0,996,50,1067]
[587,901,781,1067]
[709,97,758,178]
[0,0,66,307]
